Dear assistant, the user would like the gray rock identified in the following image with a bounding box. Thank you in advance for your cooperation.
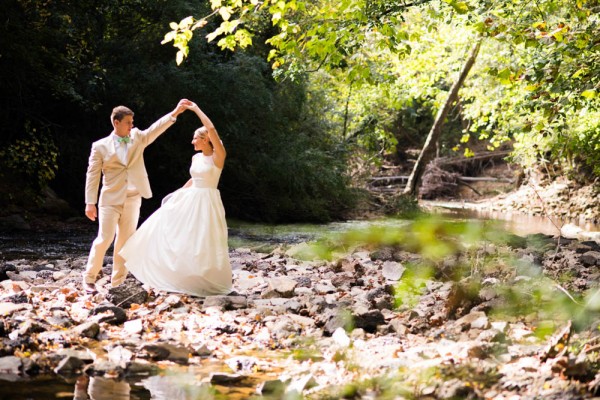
[155,294,183,312]
[382,261,405,281]
[17,320,47,336]
[389,319,409,335]
[257,379,287,396]
[455,311,490,331]
[0,264,17,281]
[323,310,352,335]
[39,187,74,217]
[295,276,312,288]
[210,372,245,384]
[266,277,298,298]
[286,373,317,395]
[54,356,85,375]
[581,241,600,252]
[581,251,600,266]
[369,247,395,261]
[203,295,248,310]
[477,328,506,343]
[0,356,21,375]
[71,321,100,339]
[0,302,29,316]
[333,258,365,276]
[193,343,212,357]
[331,273,357,288]
[265,317,300,340]
[90,305,127,325]
[6,271,28,282]
[128,361,157,375]
[45,315,73,328]
[84,360,124,377]
[354,309,386,333]
[140,343,191,364]
[314,282,336,294]
[106,281,148,309]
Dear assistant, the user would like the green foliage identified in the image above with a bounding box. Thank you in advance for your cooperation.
[394,262,435,308]
[0,123,59,191]
[555,109,600,180]
[1,0,356,222]
[177,53,357,223]
[383,194,421,218]
[169,0,600,186]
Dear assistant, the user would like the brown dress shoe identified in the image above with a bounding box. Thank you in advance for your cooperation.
[83,282,97,294]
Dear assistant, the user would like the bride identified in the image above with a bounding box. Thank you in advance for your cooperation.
[119,102,232,296]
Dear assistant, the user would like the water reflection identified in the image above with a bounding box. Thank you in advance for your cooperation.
[425,202,600,237]
[140,374,212,400]
[464,209,598,236]
[74,376,131,400]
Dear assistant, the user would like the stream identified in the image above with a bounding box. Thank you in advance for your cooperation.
[2,204,598,262]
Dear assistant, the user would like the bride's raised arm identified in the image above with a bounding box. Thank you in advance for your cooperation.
[188,103,226,168]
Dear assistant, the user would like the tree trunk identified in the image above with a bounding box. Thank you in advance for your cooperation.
[403,37,483,196]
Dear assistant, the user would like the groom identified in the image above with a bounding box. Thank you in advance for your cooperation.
[83,99,191,293]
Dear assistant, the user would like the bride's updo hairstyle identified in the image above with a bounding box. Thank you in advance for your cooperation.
[194,127,214,149]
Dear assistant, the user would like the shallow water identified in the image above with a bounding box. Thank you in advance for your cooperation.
[0,355,285,400]
[422,201,600,237]
[0,230,95,260]
[2,207,598,262]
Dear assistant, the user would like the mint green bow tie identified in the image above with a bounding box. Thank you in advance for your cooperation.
[117,136,131,144]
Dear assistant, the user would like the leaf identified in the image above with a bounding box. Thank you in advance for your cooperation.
[442,0,469,14]
[235,29,253,48]
[206,30,221,43]
[452,1,469,14]
[192,19,208,30]
[581,89,596,99]
[532,21,546,30]
[572,68,588,79]
[176,50,185,65]
[219,7,231,21]
[179,16,194,29]
[549,28,564,42]
[161,31,176,45]
[497,68,512,84]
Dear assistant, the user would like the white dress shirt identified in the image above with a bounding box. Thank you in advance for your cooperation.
[111,133,137,192]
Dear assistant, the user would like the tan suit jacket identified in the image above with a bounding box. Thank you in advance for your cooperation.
[85,114,175,206]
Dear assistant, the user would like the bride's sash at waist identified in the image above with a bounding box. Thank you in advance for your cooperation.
[192,179,218,189]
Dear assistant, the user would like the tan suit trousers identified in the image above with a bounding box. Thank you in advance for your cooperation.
[83,191,141,286]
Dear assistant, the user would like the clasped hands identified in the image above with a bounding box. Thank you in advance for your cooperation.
[172,99,201,118]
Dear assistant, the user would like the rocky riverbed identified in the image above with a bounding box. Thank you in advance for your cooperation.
[2,219,600,399]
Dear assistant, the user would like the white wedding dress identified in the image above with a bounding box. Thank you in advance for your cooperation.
[120,153,232,296]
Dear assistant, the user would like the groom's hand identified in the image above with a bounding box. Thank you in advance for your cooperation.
[85,204,97,221]
[172,99,193,118]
